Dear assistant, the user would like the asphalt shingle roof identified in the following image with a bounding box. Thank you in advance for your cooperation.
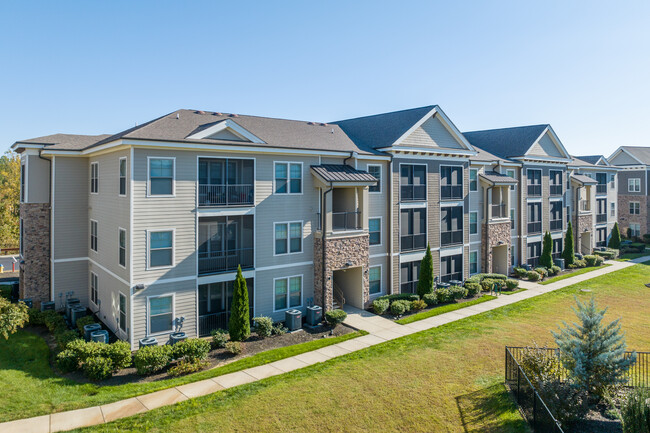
[479,171,518,185]
[571,173,598,185]
[463,125,549,159]
[574,155,604,165]
[615,147,650,165]
[310,164,378,183]
[15,133,112,150]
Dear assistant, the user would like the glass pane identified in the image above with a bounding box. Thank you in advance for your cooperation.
[119,230,125,248]
[290,222,302,239]
[119,160,126,176]
[276,239,287,255]
[150,296,172,315]
[275,279,287,310]
[369,232,380,245]
[275,224,287,241]
[275,163,287,180]
[289,277,301,307]
[290,163,301,179]
[369,218,380,232]
[369,280,380,294]
[120,294,126,311]
[198,285,209,315]
[290,179,301,194]
[276,179,287,194]
[413,166,426,185]
[290,237,301,253]
[369,267,381,282]
[150,313,173,334]
[151,178,172,195]
[150,231,172,249]
[150,249,172,267]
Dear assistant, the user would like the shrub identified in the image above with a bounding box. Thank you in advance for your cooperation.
[325,310,347,327]
[377,294,419,304]
[229,265,251,342]
[584,255,598,267]
[449,285,468,300]
[211,329,228,348]
[464,282,481,296]
[643,233,650,244]
[0,297,29,339]
[527,271,541,281]
[417,243,434,298]
[541,232,553,268]
[56,331,81,351]
[505,279,519,290]
[372,298,389,315]
[548,265,561,276]
[534,267,548,279]
[609,223,621,249]
[43,311,67,335]
[563,221,575,266]
[436,288,454,304]
[253,316,273,338]
[225,341,242,355]
[56,349,79,373]
[104,341,132,370]
[66,339,102,364]
[595,249,618,260]
[514,267,528,278]
[76,316,96,334]
[83,356,114,381]
[28,308,45,326]
[471,273,508,281]
[172,338,210,362]
[133,345,172,375]
[272,323,288,336]
[411,299,427,311]
[390,300,411,316]
[422,293,438,307]
[595,255,604,266]
[168,359,208,377]
[621,387,650,433]
[480,278,500,292]
[573,258,587,268]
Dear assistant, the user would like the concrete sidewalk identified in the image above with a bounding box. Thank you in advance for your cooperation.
[2,256,647,433]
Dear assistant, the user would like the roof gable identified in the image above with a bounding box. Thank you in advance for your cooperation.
[396,110,471,151]
[608,147,645,165]
[186,118,264,143]
[525,127,570,159]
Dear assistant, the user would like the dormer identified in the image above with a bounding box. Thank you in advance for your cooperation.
[186,119,265,143]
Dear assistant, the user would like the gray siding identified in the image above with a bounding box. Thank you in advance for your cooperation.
[255,264,314,322]
[53,157,88,259]
[88,261,130,341]
[52,260,88,308]
[26,155,50,203]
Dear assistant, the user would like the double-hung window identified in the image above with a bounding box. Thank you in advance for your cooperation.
[506,169,516,190]
[275,222,302,255]
[90,272,98,305]
[630,202,640,215]
[469,169,478,192]
[510,208,515,229]
[611,202,615,217]
[368,165,381,193]
[149,230,173,268]
[149,158,174,196]
[441,166,463,200]
[369,266,381,295]
[469,251,478,274]
[274,276,302,310]
[630,223,641,237]
[369,218,381,246]
[119,293,127,332]
[118,228,126,267]
[275,162,302,194]
[149,295,173,334]
[628,178,641,193]
[90,220,98,252]
[469,212,478,235]
[119,158,127,196]
[90,162,99,194]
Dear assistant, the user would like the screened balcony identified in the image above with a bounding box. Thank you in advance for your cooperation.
[198,215,254,275]
[198,158,254,207]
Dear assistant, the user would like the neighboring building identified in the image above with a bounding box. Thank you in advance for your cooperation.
[13,106,618,348]
[608,147,650,238]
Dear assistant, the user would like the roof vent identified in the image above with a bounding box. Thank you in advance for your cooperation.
[176,113,179,119]
[195,110,205,115]
[307,122,315,125]
[229,113,239,118]
[213,112,222,116]
[331,128,334,134]
[320,123,327,126]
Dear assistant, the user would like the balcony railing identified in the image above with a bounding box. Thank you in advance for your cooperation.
[400,234,426,252]
[441,230,463,246]
[400,185,426,201]
[332,211,361,231]
[441,185,463,200]
[550,220,562,231]
[550,184,562,196]
[579,200,591,212]
[491,203,507,219]
[596,214,607,223]
[198,248,254,275]
[199,184,254,207]
[400,281,417,294]
[596,184,607,194]
[527,184,541,197]
[527,222,542,234]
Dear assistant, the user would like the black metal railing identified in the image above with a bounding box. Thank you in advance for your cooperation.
[491,203,507,219]
[400,185,426,201]
[527,257,540,267]
[528,184,542,197]
[441,185,463,200]
[550,185,562,196]
[550,220,562,231]
[198,248,254,275]
[596,214,607,223]
[400,234,427,252]
[332,211,361,231]
[596,184,607,194]
[400,281,417,294]
[528,222,542,234]
[441,230,463,246]
[440,272,463,283]
[199,307,254,337]
[198,184,254,207]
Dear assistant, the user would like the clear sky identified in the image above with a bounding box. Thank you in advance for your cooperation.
[2,1,649,156]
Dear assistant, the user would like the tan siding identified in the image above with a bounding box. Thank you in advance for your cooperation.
[528,132,563,158]
[26,155,50,203]
[400,116,463,149]
[52,260,88,307]
[88,262,130,340]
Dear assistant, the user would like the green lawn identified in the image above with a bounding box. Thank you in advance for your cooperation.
[73,262,650,433]
[0,327,365,422]
[616,249,650,261]
[396,295,496,324]
[538,264,611,285]
[501,288,527,295]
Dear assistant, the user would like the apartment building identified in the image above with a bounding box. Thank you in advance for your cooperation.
[14,106,616,348]
[608,147,650,237]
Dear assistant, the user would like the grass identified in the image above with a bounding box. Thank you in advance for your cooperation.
[616,249,650,261]
[538,264,611,285]
[501,288,527,296]
[396,295,496,325]
[0,327,366,422]
[74,261,650,433]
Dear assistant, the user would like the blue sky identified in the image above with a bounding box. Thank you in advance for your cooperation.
[1,1,649,156]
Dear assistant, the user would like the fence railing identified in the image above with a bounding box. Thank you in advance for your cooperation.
[596,184,608,194]
[491,203,507,219]
[332,211,361,231]
[198,307,254,337]
[528,184,542,197]
[550,184,563,196]
[198,248,254,275]
[198,184,254,207]
[400,185,426,201]
[441,185,463,200]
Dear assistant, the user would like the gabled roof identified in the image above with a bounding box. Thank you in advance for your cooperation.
[13,133,112,151]
[479,171,518,186]
[609,146,650,166]
[310,164,377,184]
[575,155,606,165]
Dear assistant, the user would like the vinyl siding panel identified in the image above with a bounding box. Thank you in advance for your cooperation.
[610,152,641,166]
[53,157,88,259]
[88,262,130,340]
[26,155,50,203]
[400,115,463,149]
[52,260,88,308]
[528,132,563,158]
[618,170,646,195]
[360,160,389,257]
[255,264,314,322]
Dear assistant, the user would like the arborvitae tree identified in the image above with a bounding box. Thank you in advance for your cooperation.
[540,231,553,268]
[626,227,632,239]
[552,297,636,398]
[229,265,251,341]
[563,221,575,266]
[609,222,621,249]
[417,243,434,298]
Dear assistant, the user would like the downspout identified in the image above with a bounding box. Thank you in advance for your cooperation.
[321,181,333,309]
[485,184,493,273]
[38,151,53,301]
[387,153,394,294]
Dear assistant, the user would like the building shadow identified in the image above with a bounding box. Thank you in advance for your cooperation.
[455,383,529,433]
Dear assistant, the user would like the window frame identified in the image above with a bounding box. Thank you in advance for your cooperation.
[147,293,175,336]
[440,253,463,283]
[90,161,99,194]
[90,272,98,306]
[506,169,516,190]
[273,221,303,256]
[469,250,478,275]
[610,202,615,217]
[369,265,383,296]
[367,164,382,194]
[147,156,176,197]
[90,219,98,252]
[526,168,542,197]
[118,227,127,268]
[399,163,427,202]
[510,208,515,230]
[146,229,175,270]
[20,160,26,203]
[469,168,478,192]
[469,211,478,235]
[440,164,464,200]
[631,223,641,237]
[628,178,641,193]
[119,157,127,197]
[369,217,382,246]
[440,204,464,247]
[273,161,303,195]
[273,275,303,312]
[400,207,427,252]
[118,292,127,333]
[630,201,640,215]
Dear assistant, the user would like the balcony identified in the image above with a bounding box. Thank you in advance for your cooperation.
[596,184,607,195]
[550,220,562,231]
[198,248,254,275]
[400,234,426,252]
[198,158,254,207]
[579,200,591,212]
[527,184,541,197]
[550,184,562,196]
[199,184,254,207]
[332,211,361,231]
[441,230,463,246]
[441,185,463,200]
[400,185,426,201]
[198,215,254,275]
[491,203,507,219]
[596,214,607,224]
[527,222,542,234]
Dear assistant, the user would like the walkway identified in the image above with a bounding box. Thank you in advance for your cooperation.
[3,257,648,433]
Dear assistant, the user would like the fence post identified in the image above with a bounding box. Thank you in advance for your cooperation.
[516,367,520,403]
[532,391,537,430]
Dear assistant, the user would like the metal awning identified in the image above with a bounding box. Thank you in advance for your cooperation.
[571,174,598,185]
[310,164,378,186]
[479,171,518,186]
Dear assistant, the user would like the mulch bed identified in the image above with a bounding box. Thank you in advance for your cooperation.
[368,293,495,321]
[31,323,355,386]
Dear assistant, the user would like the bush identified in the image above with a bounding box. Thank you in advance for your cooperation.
[449,285,468,300]
[534,267,548,279]
[505,279,519,290]
[56,331,81,351]
[417,243,434,298]
[272,323,288,336]
[548,265,561,276]
[372,298,389,315]
[168,359,208,377]
[390,300,411,316]
[643,233,650,244]
[104,341,132,370]
[28,308,45,326]
[595,255,604,266]
[253,316,273,338]
[56,349,79,373]
[172,338,210,362]
[422,293,438,307]
[411,299,427,311]
[464,281,481,296]
[572,258,587,268]
[43,311,67,334]
[436,288,454,304]
[584,255,598,267]
[480,278,501,292]
[133,345,172,375]
[229,265,251,342]
[211,329,228,348]
[225,341,242,355]
[470,273,508,282]
[527,271,541,281]
[514,268,528,279]
[621,387,650,433]
[609,223,621,249]
[377,294,419,304]
[76,316,96,334]
[83,356,114,381]
[324,310,347,327]
[595,249,618,260]
[66,339,102,364]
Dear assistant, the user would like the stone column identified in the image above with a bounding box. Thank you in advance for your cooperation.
[19,203,51,307]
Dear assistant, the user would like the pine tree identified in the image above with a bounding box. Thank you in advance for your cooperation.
[563,221,575,266]
[540,231,553,268]
[417,243,434,298]
[552,297,636,398]
[229,265,251,341]
[609,222,621,249]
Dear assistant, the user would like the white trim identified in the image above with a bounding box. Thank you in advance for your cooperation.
[129,147,134,345]
[526,235,543,243]
[628,178,641,193]
[273,161,303,195]
[197,207,255,217]
[53,257,88,263]
[146,293,176,337]
[273,221,304,256]
[439,164,465,201]
[255,261,313,272]
[440,200,464,207]
[197,270,255,285]
[146,228,176,270]
[118,291,128,334]
[89,258,131,286]
[399,201,427,209]
[186,118,265,143]
[21,157,27,203]
[367,164,382,194]
[90,161,99,195]
[469,211,478,235]
[368,264,384,297]
[90,271,98,307]
[368,216,382,247]
[272,274,303,312]
[90,219,98,253]
[369,253,389,259]
[398,162,427,203]
[469,168,478,192]
[139,275,198,287]
[386,147,476,158]
[440,245,463,257]
[399,250,426,263]
[146,156,176,198]
[118,227,127,269]
[118,156,127,197]
[50,155,55,301]
[469,249,479,275]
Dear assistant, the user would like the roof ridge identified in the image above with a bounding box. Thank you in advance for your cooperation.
[331,105,437,124]
[463,124,549,135]
[179,109,331,125]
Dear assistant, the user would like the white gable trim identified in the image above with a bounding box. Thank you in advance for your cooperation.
[608,147,645,166]
[186,119,265,143]
[524,125,571,160]
[392,106,476,153]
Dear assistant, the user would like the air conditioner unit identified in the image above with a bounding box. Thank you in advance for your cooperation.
[66,298,80,319]
[90,330,109,344]
[139,337,158,349]
[83,323,102,341]
[70,306,86,327]
[169,332,187,345]
[285,309,302,331]
[18,298,33,308]
[306,305,322,326]
[41,301,55,312]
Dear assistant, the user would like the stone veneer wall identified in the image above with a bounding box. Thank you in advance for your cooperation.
[481,220,511,274]
[576,214,593,255]
[314,234,370,311]
[617,195,649,235]
[19,203,50,306]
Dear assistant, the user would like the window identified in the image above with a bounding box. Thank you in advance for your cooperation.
[611,202,615,217]
[469,212,478,235]
[550,170,562,196]
[400,261,420,294]
[369,266,381,295]
[90,220,98,252]
[469,169,478,192]
[610,174,616,189]
[527,242,541,267]
[275,162,302,194]
[527,202,541,234]
[628,178,641,193]
[506,169,516,190]
[596,198,607,223]
[441,206,463,246]
[90,162,99,194]
[369,218,381,246]
[274,276,302,310]
[552,238,562,260]
[400,208,426,251]
[527,169,541,197]
[400,164,426,201]
[148,158,174,196]
[596,173,607,194]
[90,272,98,306]
[510,208,515,230]
[441,166,463,200]
[119,158,127,196]
[275,222,302,255]
[118,228,126,267]
[596,227,607,247]
[148,295,173,334]
[630,202,640,215]
[511,245,516,266]
[440,254,463,283]
[20,162,25,202]
[630,223,641,237]
[470,251,478,274]
[198,158,255,206]
[198,279,254,318]
[149,230,173,268]
[550,201,562,231]
[119,293,127,332]
[368,165,381,193]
